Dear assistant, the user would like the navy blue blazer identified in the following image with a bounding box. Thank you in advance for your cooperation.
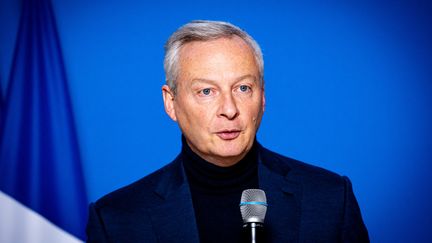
[86,144,369,242]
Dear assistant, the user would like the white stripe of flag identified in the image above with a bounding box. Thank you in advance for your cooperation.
[0,191,82,243]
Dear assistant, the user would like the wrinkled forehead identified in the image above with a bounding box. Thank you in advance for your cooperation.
[180,36,251,57]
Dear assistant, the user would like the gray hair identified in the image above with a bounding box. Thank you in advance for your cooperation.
[164,20,264,94]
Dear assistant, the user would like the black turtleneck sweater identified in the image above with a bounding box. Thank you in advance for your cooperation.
[182,137,259,243]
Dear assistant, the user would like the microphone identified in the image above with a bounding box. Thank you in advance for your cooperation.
[239,189,267,243]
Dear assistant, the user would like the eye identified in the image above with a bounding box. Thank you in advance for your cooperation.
[239,85,251,92]
[200,88,212,96]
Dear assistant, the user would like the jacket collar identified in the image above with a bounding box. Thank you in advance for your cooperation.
[148,155,200,243]
[258,144,302,242]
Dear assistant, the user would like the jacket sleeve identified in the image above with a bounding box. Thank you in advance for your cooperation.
[86,203,109,243]
[340,176,370,243]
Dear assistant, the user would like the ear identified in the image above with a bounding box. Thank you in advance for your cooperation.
[261,88,266,112]
[162,85,177,121]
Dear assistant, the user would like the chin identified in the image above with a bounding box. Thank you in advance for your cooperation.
[215,145,247,158]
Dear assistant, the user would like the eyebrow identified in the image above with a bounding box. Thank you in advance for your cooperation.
[191,75,257,85]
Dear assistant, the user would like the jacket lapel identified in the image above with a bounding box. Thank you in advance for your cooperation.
[148,157,200,243]
[258,146,302,242]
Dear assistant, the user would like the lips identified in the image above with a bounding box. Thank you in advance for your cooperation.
[216,130,241,140]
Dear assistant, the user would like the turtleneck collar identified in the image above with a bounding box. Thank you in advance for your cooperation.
[181,135,259,193]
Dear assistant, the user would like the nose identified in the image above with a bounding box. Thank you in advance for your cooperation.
[218,93,239,120]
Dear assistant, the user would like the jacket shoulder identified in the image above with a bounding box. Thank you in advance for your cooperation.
[93,156,182,210]
[87,158,183,242]
[259,145,345,187]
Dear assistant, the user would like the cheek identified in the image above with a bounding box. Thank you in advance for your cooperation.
[182,104,214,128]
[248,104,264,125]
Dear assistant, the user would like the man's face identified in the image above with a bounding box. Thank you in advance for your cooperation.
[162,36,265,167]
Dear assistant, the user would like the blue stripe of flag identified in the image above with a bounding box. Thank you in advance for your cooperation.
[0,0,88,240]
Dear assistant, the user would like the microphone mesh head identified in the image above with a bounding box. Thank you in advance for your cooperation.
[240,189,267,223]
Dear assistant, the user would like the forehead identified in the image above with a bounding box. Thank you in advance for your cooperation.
[176,37,258,80]
[178,36,253,60]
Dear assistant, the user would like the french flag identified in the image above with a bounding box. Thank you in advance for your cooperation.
[0,0,88,242]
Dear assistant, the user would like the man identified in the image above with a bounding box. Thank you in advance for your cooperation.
[86,20,369,242]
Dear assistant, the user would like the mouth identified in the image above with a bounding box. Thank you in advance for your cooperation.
[216,130,241,140]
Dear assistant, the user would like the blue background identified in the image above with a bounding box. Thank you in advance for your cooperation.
[1,0,431,242]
